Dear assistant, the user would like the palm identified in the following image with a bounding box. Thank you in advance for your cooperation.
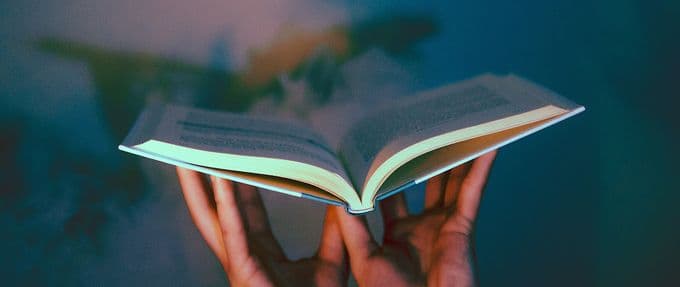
[335,151,497,287]
[176,168,347,287]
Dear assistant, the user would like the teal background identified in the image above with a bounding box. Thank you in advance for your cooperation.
[1,1,678,286]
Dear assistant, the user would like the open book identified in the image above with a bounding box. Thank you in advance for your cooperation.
[119,74,584,213]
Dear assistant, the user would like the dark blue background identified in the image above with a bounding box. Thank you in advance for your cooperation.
[1,1,678,286]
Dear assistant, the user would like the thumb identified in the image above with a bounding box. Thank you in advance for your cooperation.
[317,206,349,284]
[317,206,347,267]
[332,206,378,273]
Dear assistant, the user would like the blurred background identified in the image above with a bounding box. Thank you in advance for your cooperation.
[1,0,678,286]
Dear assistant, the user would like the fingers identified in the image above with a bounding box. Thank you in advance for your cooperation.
[379,193,408,229]
[453,150,497,221]
[235,184,285,259]
[317,207,347,268]
[176,167,227,264]
[234,184,271,235]
[211,175,251,271]
[178,170,287,274]
[333,206,377,272]
[443,162,473,206]
[425,173,448,209]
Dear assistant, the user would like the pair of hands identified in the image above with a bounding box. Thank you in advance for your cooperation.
[176,151,497,287]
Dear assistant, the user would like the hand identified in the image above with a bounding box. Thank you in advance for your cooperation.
[334,151,497,287]
[176,168,348,287]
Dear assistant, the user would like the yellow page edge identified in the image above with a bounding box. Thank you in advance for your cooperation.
[118,144,307,198]
[118,145,384,213]
[413,106,585,184]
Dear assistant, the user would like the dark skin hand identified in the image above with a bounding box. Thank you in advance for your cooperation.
[334,150,497,287]
[176,168,348,287]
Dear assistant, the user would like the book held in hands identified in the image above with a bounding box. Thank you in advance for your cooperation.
[119,74,584,214]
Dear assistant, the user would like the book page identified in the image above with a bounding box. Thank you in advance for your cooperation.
[306,49,422,150]
[339,74,574,194]
[125,104,351,183]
